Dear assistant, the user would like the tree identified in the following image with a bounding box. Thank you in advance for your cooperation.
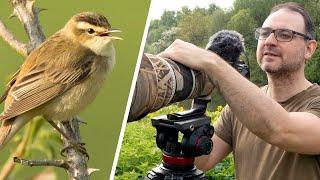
[209,9,232,35]
[145,11,178,53]
[160,10,177,28]
[227,9,257,50]
[304,0,320,83]
[177,8,213,47]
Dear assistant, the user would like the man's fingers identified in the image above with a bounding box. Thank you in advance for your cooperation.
[158,43,176,59]
[158,51,171,59]
[158,40,184,59]
[157,39,207,71]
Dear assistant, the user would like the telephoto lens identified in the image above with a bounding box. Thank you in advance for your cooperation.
[128,30,249,122]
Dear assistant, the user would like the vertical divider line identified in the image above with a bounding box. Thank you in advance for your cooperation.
[109,0,154,179]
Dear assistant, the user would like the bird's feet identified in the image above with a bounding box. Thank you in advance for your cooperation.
[46,120,89,160]
[60,142,89,160]
[75,117,87,125]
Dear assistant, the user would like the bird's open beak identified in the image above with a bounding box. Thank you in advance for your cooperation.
[99,28,123,40]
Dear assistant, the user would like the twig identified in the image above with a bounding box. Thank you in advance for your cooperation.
[13,157,69,169]
[0,20,27,56]
[9,0,45,51]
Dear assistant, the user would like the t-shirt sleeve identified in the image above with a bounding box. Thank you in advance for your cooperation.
[306,96,320,118]
[214,105,233,146]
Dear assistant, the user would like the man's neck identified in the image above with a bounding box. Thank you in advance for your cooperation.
[266,70,312,102]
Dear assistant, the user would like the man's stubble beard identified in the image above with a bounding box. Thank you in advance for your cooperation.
[260,52,305,76]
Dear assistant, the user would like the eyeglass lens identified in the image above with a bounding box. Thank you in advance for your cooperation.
[256,28,293,42]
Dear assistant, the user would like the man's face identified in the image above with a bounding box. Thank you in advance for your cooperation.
[256,9,308,74]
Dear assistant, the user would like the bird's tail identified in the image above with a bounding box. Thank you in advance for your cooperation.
[0,118,15,151]
[0,115,30,151]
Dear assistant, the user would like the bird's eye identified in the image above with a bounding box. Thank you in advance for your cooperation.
[87,28,95,34]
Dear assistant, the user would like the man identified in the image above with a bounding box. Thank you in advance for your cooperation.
[159,2,319,179]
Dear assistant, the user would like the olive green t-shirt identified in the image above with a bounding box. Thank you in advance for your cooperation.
[215,84,320,180]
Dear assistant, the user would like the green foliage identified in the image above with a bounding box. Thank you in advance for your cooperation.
[225,8,268,86]
[116,106,183,179]
[244,49,267,86]
[206,154,235,180]
[305,0,320,83]
[146,27,179,54]
[28,119,61,160]
[306,49,320,84]
[7,117,61,177]
[227,9,257,50]
[145,10,178,54]
[177,8,214,47]
[116,105,234,179]
[207,106,236,179]
[208,90,226,111]
[160,10,178,28]
[210,10,232,35]
[233,0,280,26]
[206,105,223,123]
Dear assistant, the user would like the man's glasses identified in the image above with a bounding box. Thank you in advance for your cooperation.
[255,27,312,42]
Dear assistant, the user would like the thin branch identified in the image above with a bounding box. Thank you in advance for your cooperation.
[59,118,90,180]
[13,157,69,169]
[0,20,27,56]
[10,0,45,51]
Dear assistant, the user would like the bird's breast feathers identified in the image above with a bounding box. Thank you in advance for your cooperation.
[42,55,114,121]
[82,36,116,57]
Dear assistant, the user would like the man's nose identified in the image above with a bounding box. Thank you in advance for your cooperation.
[264,32,278,46]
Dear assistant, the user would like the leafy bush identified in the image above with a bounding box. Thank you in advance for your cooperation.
[115,105,235,179]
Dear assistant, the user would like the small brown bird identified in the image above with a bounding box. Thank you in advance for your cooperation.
[0,12,122,151]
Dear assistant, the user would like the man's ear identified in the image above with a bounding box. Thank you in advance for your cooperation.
[305,40,317,60]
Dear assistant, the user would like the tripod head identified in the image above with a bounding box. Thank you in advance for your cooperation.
[146,97,213,179]
[152,98,214,157]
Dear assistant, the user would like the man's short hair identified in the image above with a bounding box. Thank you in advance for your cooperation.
[270,2,315,40]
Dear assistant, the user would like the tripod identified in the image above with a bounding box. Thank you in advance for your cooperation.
[146,98,214,180]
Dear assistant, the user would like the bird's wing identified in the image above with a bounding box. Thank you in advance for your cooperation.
[0,69,20,104]
[0,37,95,121]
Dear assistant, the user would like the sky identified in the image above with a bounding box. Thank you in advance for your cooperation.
[149,0,234,20]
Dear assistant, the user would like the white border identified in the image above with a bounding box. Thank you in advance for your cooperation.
[108,1,154,179]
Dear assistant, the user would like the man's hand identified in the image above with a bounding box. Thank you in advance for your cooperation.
[158,39,221,73]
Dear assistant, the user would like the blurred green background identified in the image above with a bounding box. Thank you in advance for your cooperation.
[0,0,150,179]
